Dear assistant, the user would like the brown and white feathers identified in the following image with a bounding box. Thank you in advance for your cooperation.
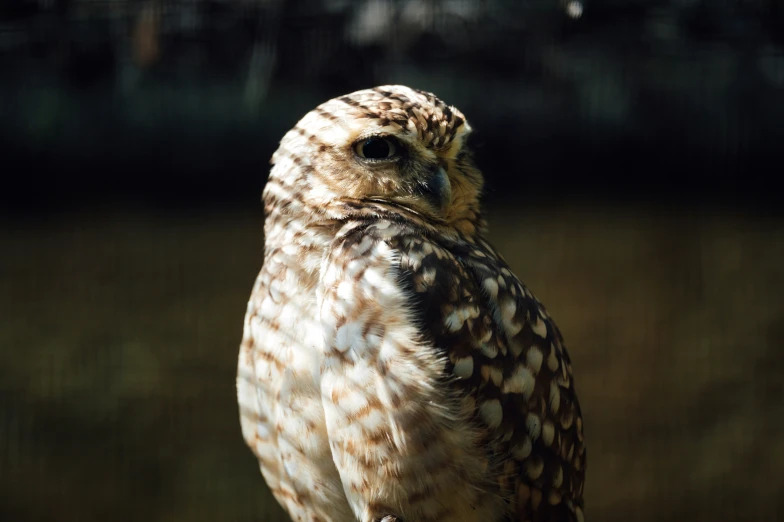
[237,85,586,522]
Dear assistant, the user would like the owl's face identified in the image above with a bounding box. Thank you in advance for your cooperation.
[267,86,484,229]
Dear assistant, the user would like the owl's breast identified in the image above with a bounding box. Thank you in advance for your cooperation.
[238,245,354,522]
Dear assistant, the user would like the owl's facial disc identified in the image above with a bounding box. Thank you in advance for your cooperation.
[268,85,483,232]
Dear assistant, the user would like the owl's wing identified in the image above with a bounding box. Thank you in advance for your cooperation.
[412,232,587,522]
[319,219,585,522]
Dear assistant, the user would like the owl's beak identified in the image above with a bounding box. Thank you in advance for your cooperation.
[415,165,452,215]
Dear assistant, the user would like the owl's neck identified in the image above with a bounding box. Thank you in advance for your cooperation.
[262,174,486,268]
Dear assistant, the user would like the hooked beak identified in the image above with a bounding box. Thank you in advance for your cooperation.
[415,165,452,214]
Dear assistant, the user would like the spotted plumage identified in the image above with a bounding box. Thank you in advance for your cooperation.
[237,86,586,522]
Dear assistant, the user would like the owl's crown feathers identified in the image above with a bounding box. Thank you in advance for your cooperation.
[264,85,485,235]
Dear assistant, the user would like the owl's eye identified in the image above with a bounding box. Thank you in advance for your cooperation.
[354,137,398,160]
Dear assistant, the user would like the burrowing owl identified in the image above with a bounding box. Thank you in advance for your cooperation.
[237,86,586,522]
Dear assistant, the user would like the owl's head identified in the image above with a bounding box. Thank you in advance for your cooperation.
[266,85,484,232]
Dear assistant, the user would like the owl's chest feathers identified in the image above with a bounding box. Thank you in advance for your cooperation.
[250,222,359,521]
[260,220,334,378]
[253,215,506,521]
[259,213,481,377]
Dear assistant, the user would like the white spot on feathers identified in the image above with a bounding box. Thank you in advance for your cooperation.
[452,356,474,379]
[336,281,355,303]
[483,278,498,299]
[502,364,534,398]
[542,420,555,446]
[527,345,543,374]
[335,321,362,353]
[547,344,560,372]
[532,317,548,338]
[501,298,522,337]
[480,342,498,359]
[445,305,478,332]
[552,464,564,488]
[345,259,364,279]
[479,399,503,429]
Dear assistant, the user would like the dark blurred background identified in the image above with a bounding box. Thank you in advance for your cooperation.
[1,1,783,521]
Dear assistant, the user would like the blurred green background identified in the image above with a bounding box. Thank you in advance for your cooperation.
[1,1,783,521]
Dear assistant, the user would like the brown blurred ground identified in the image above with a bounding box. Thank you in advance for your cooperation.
[1,204,782,522]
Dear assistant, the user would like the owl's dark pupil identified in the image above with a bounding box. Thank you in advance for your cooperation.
[362,138,391,159]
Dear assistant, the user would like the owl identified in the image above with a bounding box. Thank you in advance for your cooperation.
[237,86,586,522]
